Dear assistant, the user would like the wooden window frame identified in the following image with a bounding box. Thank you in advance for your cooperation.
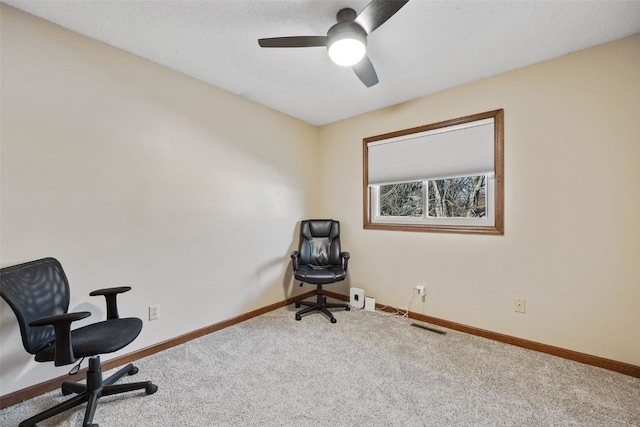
[363,109,504,235]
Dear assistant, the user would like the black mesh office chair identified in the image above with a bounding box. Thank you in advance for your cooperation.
[291,219,351,323]
[0,257,157,427]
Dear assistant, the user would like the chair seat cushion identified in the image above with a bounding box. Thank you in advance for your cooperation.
[35,317,143,362]
[294,265,346,284]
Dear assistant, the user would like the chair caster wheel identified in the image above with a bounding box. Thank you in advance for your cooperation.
[345,306,351,311]
[330,318,337,324]
[146,383,158,395]
[295,314,301,321]
[295,302,301,308]
[128,366,139,375]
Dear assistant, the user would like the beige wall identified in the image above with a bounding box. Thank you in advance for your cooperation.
[1,3,638,398]
[0,5,319,395]
[319,34,640,366]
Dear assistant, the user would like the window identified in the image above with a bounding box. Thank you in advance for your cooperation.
[363,109,504,234]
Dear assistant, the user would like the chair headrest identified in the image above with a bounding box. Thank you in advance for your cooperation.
[301,219,339,240]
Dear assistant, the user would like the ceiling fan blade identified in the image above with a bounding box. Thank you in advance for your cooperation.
[352,55,379,87]
[258,36,328,48]
[355,0,410,34]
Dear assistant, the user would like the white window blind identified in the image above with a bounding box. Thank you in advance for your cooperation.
[367,118,495,185]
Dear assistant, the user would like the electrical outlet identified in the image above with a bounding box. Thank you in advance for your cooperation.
[416,285,425,297]
[514,299,525,313]
[149,304,160,321]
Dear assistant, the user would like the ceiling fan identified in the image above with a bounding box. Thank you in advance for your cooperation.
[258,0,410,88]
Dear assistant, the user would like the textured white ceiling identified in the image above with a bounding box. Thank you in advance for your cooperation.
[4,0,640,126]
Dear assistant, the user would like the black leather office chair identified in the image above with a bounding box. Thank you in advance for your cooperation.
[291,219,351,323]
[0,257,157,427]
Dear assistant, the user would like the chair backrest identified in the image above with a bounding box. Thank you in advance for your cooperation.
[0,257,70,354]
[298,219,342,267]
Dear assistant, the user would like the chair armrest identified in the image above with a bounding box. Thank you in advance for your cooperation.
[29,312,91,327]
[30,312,91,366]
[290,251,300,271]
[341,251,350,272]
[90,286,132,320]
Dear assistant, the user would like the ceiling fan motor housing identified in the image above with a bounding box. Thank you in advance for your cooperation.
[327,20,368,41]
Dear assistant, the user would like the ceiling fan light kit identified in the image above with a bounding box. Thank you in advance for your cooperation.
[258,0,410,87]
[327,20,367,66]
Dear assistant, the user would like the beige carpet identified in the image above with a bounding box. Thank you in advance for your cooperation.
[1,302,639,426]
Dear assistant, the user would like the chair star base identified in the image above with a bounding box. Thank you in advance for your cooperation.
[19,356,157,427]
[295,284,350,323]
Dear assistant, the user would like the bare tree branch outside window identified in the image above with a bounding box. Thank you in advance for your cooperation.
[379,182,423,217]
[428,176,486,218]
[380,176,486,218]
